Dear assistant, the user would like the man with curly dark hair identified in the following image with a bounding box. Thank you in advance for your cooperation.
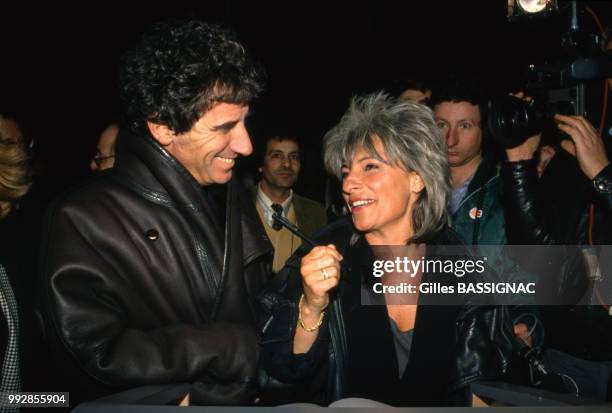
[40,19,272,406]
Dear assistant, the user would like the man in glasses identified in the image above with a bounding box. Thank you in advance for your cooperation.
[41,19,271,406]
[90,123,118,171]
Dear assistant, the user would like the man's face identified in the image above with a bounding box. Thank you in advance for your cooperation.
[434,101,482,168]
[164,102,252,186]
[261,139,300,191]
[399,89,432,105]
[91,124,119,171]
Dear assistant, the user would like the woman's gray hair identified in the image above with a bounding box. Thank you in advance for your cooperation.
[323,92,450,243]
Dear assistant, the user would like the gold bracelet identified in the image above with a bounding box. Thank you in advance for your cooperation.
[298,293,324,332]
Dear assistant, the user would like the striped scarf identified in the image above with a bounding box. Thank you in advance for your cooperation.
[0,264,20,412]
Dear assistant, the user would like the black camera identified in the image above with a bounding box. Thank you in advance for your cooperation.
[488,3,612,149]
[488,93,577,149]
[488,53,612,149]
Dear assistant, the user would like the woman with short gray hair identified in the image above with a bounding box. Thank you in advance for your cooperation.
[261,93,512,406]
[323,92,450,243]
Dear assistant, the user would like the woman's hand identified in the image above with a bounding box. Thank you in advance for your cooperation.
[300,245,343,314]
[293,245,343,354]
[555,114,610,180]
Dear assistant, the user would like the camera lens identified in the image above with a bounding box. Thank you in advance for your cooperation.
[488,95,538,149]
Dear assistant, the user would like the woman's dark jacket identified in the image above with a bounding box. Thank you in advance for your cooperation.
[40,132,272,405]
[502,157,612,361]
[259,218,514,406]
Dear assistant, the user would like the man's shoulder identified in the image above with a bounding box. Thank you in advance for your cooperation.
[462,157,503,206]
[293,193,325,211]
[49,172,136,219]
[249,184,258,199]
[292,193,327,236]
[473,156,502,188]
[53,173,109,202]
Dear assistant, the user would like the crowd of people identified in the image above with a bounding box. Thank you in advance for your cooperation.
[0,17,611,410]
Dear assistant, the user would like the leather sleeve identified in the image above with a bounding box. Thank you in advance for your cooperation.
[501,159,557,245]
[258,255,329,384]
[449,305,513,396]
[40,201,259,403]
[501,160,590,303]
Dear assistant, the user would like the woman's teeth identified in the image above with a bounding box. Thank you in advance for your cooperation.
[351,199,374,207]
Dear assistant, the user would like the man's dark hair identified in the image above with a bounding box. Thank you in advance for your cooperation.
[264,134,300,149]
[255,127,301,165]
[430,78,488,129]
[119,19,264,136]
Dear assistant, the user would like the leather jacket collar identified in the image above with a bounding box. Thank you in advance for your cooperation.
[467,154,499,196]
[113,131,272,316]
[114,130,215,210]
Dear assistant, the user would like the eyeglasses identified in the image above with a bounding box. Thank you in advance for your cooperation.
[92,151,115,167]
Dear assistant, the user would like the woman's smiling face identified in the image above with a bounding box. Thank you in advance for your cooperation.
[341,137,424,244]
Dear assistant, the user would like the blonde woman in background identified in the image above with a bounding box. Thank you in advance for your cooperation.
[0,113,31,403]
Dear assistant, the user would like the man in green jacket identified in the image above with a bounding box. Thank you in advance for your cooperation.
[432,81,542,348]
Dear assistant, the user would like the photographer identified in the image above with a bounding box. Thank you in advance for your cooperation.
[431,80,543,350]
[501,106,612,400]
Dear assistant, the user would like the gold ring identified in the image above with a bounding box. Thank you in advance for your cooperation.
[321,268,330,280]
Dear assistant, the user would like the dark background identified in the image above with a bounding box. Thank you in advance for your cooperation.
[2,0,611,201]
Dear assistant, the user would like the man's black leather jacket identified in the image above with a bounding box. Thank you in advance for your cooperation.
[502,157,612,246]
[501,159,612,361]
[259,218,514,406]
[40,131,272,405]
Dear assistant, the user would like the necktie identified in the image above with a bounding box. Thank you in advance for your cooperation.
[271,203,283,231]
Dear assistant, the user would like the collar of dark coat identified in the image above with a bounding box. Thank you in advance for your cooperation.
[115,130,213,210]
[114,131,272,266]
[466,154,499,195]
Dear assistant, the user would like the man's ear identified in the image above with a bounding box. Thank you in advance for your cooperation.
[410,172,425,194]
[147,121,175,146]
